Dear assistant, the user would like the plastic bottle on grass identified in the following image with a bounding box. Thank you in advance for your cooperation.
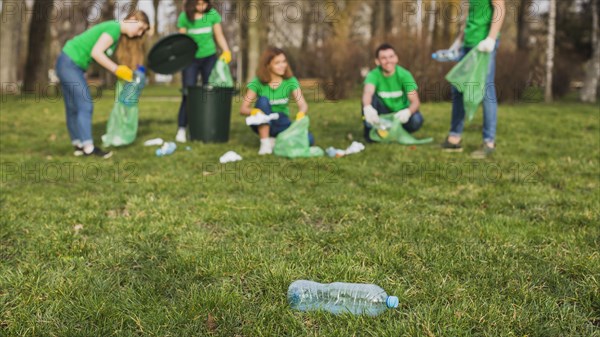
[287,280,398,316]
[156,142,176,157]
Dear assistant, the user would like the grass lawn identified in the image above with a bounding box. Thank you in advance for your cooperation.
[1,86,599,336]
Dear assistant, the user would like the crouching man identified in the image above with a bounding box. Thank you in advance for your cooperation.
[361,43,424,142]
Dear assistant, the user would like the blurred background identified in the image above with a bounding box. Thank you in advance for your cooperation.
[0,0,598,103]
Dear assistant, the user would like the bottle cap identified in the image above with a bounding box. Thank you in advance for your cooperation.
[386,296,399,308]
[136,65,146,73]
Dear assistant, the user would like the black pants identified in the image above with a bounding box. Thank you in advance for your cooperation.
[177,54,218,127]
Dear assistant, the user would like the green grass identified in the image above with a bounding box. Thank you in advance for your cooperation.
[1,88,599,336]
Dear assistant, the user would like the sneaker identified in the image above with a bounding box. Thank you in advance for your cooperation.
[441,138,463,152]
[73,146,84,157]
[84,147,113,159]
[258,139,273,155]
[175,129,187,143]
[471,143,495,159]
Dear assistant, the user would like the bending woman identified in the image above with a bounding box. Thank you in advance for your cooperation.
[56,11,150,158]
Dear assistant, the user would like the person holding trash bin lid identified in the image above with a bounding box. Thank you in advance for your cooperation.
[56,11,150,159]
[441,0,505,158]
[175,0,231,143]
[240,47,313,155]
[361,43,424,143]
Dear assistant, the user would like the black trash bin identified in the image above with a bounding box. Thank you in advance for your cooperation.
[186,86,234,143]
[147,34,234,143]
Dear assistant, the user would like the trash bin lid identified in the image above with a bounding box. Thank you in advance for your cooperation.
[147,34,198,75]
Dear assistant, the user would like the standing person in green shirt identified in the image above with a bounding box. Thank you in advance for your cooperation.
[441,0,505,158]
[361,43,424,142]
[55,11,150,158]
[175,0,231,143]
[240,47,312,155]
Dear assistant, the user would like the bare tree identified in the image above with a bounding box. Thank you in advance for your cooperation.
[517,0,532,50]
[426,0,436,47]
[581,0,599,103]
[147,0,161,84]
[300,0,313,50]
[96,0,116,86]
[153,0,160,35]
[383,0,393,39]
[23,0,54,92]
[370,0,392,41]
[101,0,116,21]
[1,0,21,92]
[246,0,266,82]
[545,0,556,102]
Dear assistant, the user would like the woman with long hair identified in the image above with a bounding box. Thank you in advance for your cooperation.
[240,47,312,155]
[56,11,150,158]
[175,0,231,143]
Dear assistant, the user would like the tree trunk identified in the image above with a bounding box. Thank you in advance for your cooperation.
[245,0,263,82]
[237,0,248,83]
[1,0,21,92]
[370,0,381,42]
[415,0,423,39]
[300,0,313,50]
[100,0,116,87]
[426,0,436,47]
[127,0,140,16]
[545,0,556,103]
[581,0,599,103]
[383,0,393,39]
[517,0,532,50]
[148,0,161,84]
[23,0,54,92]
[153,0,160,34]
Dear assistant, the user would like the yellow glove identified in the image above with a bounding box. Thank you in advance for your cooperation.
[296,111,306,121]
[115,65,133,82]
[376,129,390,139]
[219,51,232,64]
[250,108,263,116]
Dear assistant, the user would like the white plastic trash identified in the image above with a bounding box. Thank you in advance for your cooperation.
[344,141,365,155]
[219,151,243,164]
[246,113,280,126]
[144,138,164,146]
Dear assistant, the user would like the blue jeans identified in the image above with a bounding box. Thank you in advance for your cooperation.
[177,54,218,127]
[449,41,498,143]
[250,97,315,146]
[362,94,424,142]
[55,52,94,146]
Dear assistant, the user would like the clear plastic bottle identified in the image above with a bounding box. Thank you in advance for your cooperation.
[374,118,393,131]
[119,65,146,106]
[133,65,146,85]
[432,37,462,62]
[155,142,176,157]
[287,280,399,316]
[325,147,345,158]
[432,49,460,62]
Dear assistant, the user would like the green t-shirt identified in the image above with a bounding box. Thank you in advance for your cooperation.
[247,77,301,116]
[464,0,495,47]
[364,65,418,112]
[177,9,222,58]
[62,21,121,70]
